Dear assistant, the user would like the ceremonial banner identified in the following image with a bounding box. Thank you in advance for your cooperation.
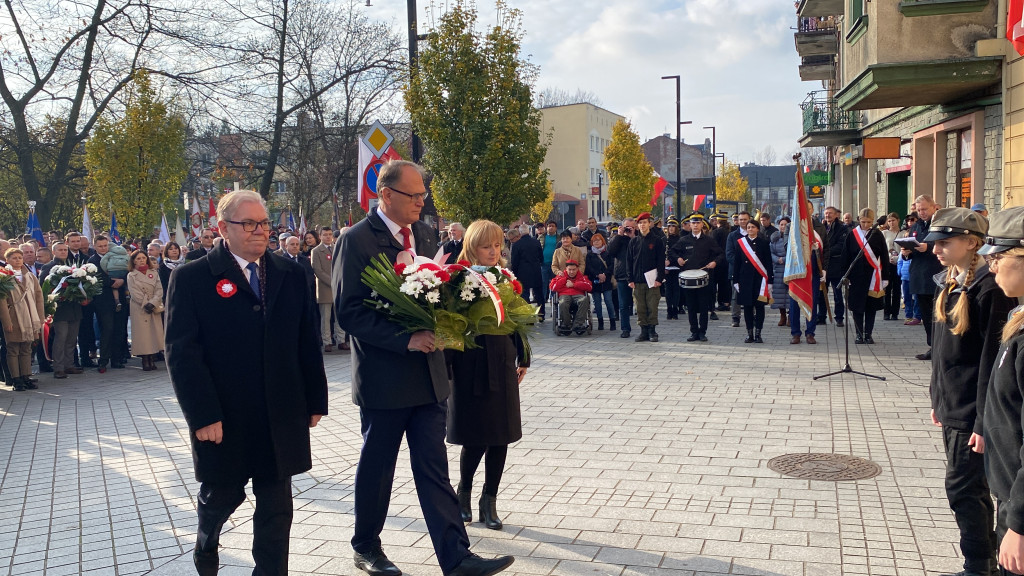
[784,161,814,319]
[1010,0,1024,56]
[159,213,170,243]
[82,205,93,242]
[649,174,669,207]
[208,198,218,228]
[110,211,122,245]
[26,205,45,246]
[190,196,203,239]
[357,120,403,211]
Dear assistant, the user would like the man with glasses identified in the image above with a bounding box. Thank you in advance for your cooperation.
[902,195,946,360]
[166,190,328,576]
[335,160,515,576]
[186,229,217,261]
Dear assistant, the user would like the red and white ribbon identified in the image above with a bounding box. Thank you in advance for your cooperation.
[738,237,772,303]
[854,228,884,298]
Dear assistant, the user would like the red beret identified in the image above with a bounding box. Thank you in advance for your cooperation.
[636,212,652,222]
[565,259,579,266]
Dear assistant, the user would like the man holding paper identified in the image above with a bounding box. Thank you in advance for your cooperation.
[627,212,665,342]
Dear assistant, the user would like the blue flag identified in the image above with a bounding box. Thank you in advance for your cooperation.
[26,209,45,246]
[287,210,296,231]
[110,211,122,245]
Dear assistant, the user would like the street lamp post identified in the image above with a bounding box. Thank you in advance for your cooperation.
[661,75,682,217]
[598,172,603,220]
[703,126,716,211]
[407,0,423,162]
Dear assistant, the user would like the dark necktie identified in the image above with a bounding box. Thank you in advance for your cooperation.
[246,262,261,299]
[399,227,412,251]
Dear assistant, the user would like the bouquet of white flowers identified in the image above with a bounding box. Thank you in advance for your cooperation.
[42,263,102,315]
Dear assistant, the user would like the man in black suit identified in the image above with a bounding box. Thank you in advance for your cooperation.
[819,206,848,327]
[902,194,945,360]
[335,160,514,576]
[166,190,328,576]
[186,229,217,261]
[88,235,127,372]
[508,226,544,318]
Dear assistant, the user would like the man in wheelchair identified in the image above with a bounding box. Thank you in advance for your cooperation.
[549,260,592,336]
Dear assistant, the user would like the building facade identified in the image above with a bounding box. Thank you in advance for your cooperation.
[540,103,625,225]
[796,0,1007,217]
[642,135,715,214]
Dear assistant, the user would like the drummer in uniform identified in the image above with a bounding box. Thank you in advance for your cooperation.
[669,213,725,342]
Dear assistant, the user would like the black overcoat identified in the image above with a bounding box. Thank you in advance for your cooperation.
[731,235,773,307]
[445,334,528,446]
[165,242,328,483]
[843,228,889,313]
[509,235,543,290]
[823,220,848,280]
[333,208,449,410]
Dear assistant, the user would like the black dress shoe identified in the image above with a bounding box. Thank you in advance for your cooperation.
[835,320,844,327]
[80,359,97,368]
[619,330,630,338]
[855,336,865,344]
[731,320,740,327]
[686,334,698,342]
[445,554,514,576]
[699,335,708,342]
[709,311,719,320]
[354,549,402,576]
[193,547,218,576]
[916,350,932,361]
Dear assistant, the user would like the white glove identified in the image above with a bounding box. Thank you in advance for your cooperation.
[882,280,889,290]
[733,283,740,292]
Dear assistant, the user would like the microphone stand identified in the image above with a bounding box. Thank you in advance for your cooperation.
[813,225,886,381]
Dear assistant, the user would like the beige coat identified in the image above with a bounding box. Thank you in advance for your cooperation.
[310,242,334,304]
[0,270,44,343]
[551,244,586,275]
[127,269,164,355]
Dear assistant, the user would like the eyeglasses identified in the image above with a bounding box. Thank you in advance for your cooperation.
[984,253,1023,265]
[225,219,273,232]
[386,186,430,202]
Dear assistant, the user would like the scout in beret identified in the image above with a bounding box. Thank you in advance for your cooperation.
[926,206,1017,576]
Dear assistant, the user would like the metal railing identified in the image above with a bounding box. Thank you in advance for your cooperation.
[797,16,838,33]
[801,92,860,133]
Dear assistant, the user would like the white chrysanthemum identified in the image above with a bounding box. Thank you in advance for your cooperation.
[425,291,440,304]
[83,263,98,274]
[483,271,497,285]
[460,287,476,302]
[87,277,97,285]
[400,280,424,297]
[72,268,87,278]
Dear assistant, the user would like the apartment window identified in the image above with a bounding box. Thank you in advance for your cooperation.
[847,0,868,43]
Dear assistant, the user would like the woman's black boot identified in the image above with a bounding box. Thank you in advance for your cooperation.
[754,329,763,344]
[479,492,503,530]
[744,329,754,343]
[457,484,472,523]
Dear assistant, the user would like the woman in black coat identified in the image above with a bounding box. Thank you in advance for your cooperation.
[585,233,616,330]
[158,241,186,301]
[732,219,773,343]
[843,208,889,344]
[448,220,528,531]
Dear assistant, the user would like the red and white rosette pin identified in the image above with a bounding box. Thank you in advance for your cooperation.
[216,278,237,298]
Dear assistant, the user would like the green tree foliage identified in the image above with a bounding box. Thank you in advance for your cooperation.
[716,159,752,206]
[604,120,656,220]
[85,72,188,239]
[405,0,548,225]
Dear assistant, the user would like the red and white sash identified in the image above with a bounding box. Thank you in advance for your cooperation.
[738,237,772,303]
[853,228,884,298]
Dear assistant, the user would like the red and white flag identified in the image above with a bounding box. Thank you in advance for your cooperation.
[1010,0,1024,55]
[649,173,670,207]
[208,198,218,228]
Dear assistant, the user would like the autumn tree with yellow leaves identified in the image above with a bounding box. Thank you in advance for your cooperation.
[604,120,656,220]
[715,159,752,207]
[531,180,555,223]
[85,71,187,238]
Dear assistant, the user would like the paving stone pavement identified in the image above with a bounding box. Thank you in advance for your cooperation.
[0,305,961,576]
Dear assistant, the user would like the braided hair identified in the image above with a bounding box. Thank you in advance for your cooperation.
[935,247,981,337]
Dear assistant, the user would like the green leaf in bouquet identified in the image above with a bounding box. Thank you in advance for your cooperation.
[434,309,469,351]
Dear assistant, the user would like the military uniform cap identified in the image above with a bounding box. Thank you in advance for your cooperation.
[922,207,987,243]
[979,206,1024,255]
[667,217,679,226]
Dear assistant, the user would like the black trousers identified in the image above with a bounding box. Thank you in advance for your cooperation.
[78,303,96,358]
[851,309,877,337]
[997,498,1024,575]
[818,276,845,323]
[0,325,11,383]
[197,476,293,576]
[95,304,125,367]
[353,400,470,573]
[715,266,731,306]
[918,293,936,347]
[684,284,713,337]
[743,302,766,330]
[883,264,900,317]
[665,271,680,317]
[943,425,996,573]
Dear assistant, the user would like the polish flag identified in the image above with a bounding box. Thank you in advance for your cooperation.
[1010,0,1024,55]
[649,174,670,207]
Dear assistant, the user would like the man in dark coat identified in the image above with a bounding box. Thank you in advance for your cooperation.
[166,190,328,576]
[88,235,128,372]
[186,229,217,261]
[670,214,724,342]
[902,194,946,360]
[608,218,636,338]
[508,227,544,317]
[711,213,732,310]
[819,206,848,326]
[626,212,665,343]
[335,160,514,576]
[725,212,751,326]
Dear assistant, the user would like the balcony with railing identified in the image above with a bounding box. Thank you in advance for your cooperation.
[798,54,835,82]
[794,16,838,57]
[799,92,861,148]
[797,0,843,18]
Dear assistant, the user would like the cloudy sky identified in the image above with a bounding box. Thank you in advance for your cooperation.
[365,0,810,165]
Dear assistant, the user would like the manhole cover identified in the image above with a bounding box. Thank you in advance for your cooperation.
[767,453,882,481]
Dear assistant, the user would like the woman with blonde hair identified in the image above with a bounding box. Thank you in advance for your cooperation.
[449,220,528,530]
[976,206,1024,576]
[926,207,1016,576]
[0,248,43,391]
[126,250,165,372]
[843,207,889,344]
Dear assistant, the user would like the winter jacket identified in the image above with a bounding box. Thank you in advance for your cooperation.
[607,233,633,282]
[551,244,586,275]
[549,270,592,296]
[983,308,1024,534]
[584,249,612,293]
[626,232,666,285]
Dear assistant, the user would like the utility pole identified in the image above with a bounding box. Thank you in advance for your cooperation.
[662,75,682,216]
[408,0,422,162]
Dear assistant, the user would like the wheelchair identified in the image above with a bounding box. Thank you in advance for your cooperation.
[549,290,593,336]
